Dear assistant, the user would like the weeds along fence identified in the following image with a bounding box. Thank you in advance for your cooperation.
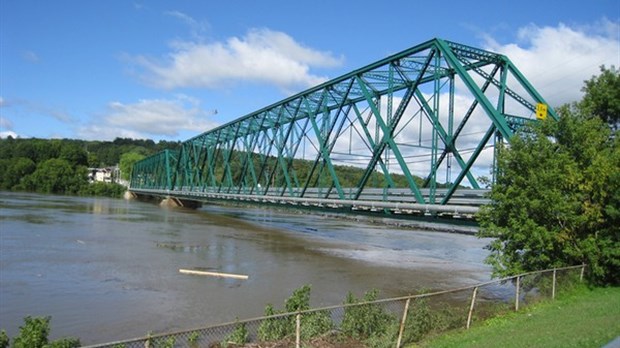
[83,264,585,348]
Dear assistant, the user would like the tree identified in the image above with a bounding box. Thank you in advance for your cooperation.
[580,65,620,130]
[119,152,145,181]
[20,159,88,194]
[0,157,36,190]
[59,143,88,166]
[479,78,620,285]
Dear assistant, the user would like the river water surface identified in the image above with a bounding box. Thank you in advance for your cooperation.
[0,192,492,344]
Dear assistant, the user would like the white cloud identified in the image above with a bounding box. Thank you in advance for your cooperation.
[0,131,18,139]
[484,19,620,107]
[0,110,18,138]
[0,116,13,130]
[165,10,210,40]
[22,50,40,63]
[134,28,344,90]
[78,95,218,140]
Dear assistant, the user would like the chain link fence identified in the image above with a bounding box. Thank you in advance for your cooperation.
[83,264,585,348]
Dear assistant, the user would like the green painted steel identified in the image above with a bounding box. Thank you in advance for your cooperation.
[130,38,555,212]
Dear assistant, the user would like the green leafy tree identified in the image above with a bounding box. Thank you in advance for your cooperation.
[87,152,100,168]
[0,157,36,190]
[59,143,88,167]
[479,91,620,284]
[20,159,88,194]
[0,330,9,348]
[580,65,620,130]
[119,152,145,181]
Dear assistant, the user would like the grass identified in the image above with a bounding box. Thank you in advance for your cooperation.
[409,285,620,348]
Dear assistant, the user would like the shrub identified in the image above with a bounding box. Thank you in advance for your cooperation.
[222,322,248,346]
[0,331,9,348]
[340,290,395,342]
[257,285,333,342]
[6,316,80,348]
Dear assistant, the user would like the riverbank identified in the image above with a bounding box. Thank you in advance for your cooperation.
[410,285,620,348]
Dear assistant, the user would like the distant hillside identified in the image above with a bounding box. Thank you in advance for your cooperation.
[0,137,180,196]
[0,136,458,196]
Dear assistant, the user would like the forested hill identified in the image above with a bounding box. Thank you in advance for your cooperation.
[0,136,437,198]
[0,137,180,196]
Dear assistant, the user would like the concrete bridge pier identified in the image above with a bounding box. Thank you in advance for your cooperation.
[159,196,202,209]
[125,191,202,209]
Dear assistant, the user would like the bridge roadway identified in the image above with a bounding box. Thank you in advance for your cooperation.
[129,187,488,219]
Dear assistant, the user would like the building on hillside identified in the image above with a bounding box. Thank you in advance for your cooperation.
[88,166,120,184]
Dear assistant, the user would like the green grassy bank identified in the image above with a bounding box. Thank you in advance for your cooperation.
[410,285,620,348]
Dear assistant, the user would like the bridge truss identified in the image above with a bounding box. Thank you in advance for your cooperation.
[130,38,556,218]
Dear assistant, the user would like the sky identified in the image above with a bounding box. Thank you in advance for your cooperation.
[1,0,619,141]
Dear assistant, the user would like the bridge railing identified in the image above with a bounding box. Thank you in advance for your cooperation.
[83,264,585,348]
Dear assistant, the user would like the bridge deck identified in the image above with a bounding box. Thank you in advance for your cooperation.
[130,187,487,219]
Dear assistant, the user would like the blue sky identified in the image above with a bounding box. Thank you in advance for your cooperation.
[1,0,618,141]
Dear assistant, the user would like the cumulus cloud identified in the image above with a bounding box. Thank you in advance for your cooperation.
[0,114,17,138]
[0,96,73,123]
[22,50,40,63]
[134,27,344,90]
[0,131,18,139]
[483,19,620,107]
[78,95,218,140]
[0,116,13,130]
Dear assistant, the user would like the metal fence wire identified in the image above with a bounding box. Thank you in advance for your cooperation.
[83,264,585,348]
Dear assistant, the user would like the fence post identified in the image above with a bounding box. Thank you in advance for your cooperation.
[396,298,411,348]
[552,268,557,300]
[296,313,301,348]
[580,264,585,282]
[515,276,520,311]
[466,287,478,329]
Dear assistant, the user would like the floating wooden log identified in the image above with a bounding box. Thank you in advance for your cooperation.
[179,269,249,280]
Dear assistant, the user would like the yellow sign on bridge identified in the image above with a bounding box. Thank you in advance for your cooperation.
[536,103,548,120]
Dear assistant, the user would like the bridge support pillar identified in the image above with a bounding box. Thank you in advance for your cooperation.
[160,196,202,209]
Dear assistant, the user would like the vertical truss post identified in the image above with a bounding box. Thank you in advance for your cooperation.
[429,51,441,204]
[447,73,455,185]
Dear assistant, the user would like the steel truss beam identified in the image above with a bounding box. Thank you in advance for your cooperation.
[130,38,555,214]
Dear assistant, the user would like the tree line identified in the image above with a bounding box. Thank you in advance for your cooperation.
[0,137,180,197]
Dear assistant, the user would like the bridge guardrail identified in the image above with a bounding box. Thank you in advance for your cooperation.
[83,264,585,348]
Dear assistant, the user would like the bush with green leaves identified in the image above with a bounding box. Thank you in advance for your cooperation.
[222,322,248,346]
[2,316,80,348]
[340,289,396,343]
[257,285,333,342]
[0,331,9,348]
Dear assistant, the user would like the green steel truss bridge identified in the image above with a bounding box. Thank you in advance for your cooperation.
[129,38,556,219]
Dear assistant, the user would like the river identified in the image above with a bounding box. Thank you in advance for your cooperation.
[0,192,492,345]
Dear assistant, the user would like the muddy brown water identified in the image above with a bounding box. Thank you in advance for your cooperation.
[0,192,493,345]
